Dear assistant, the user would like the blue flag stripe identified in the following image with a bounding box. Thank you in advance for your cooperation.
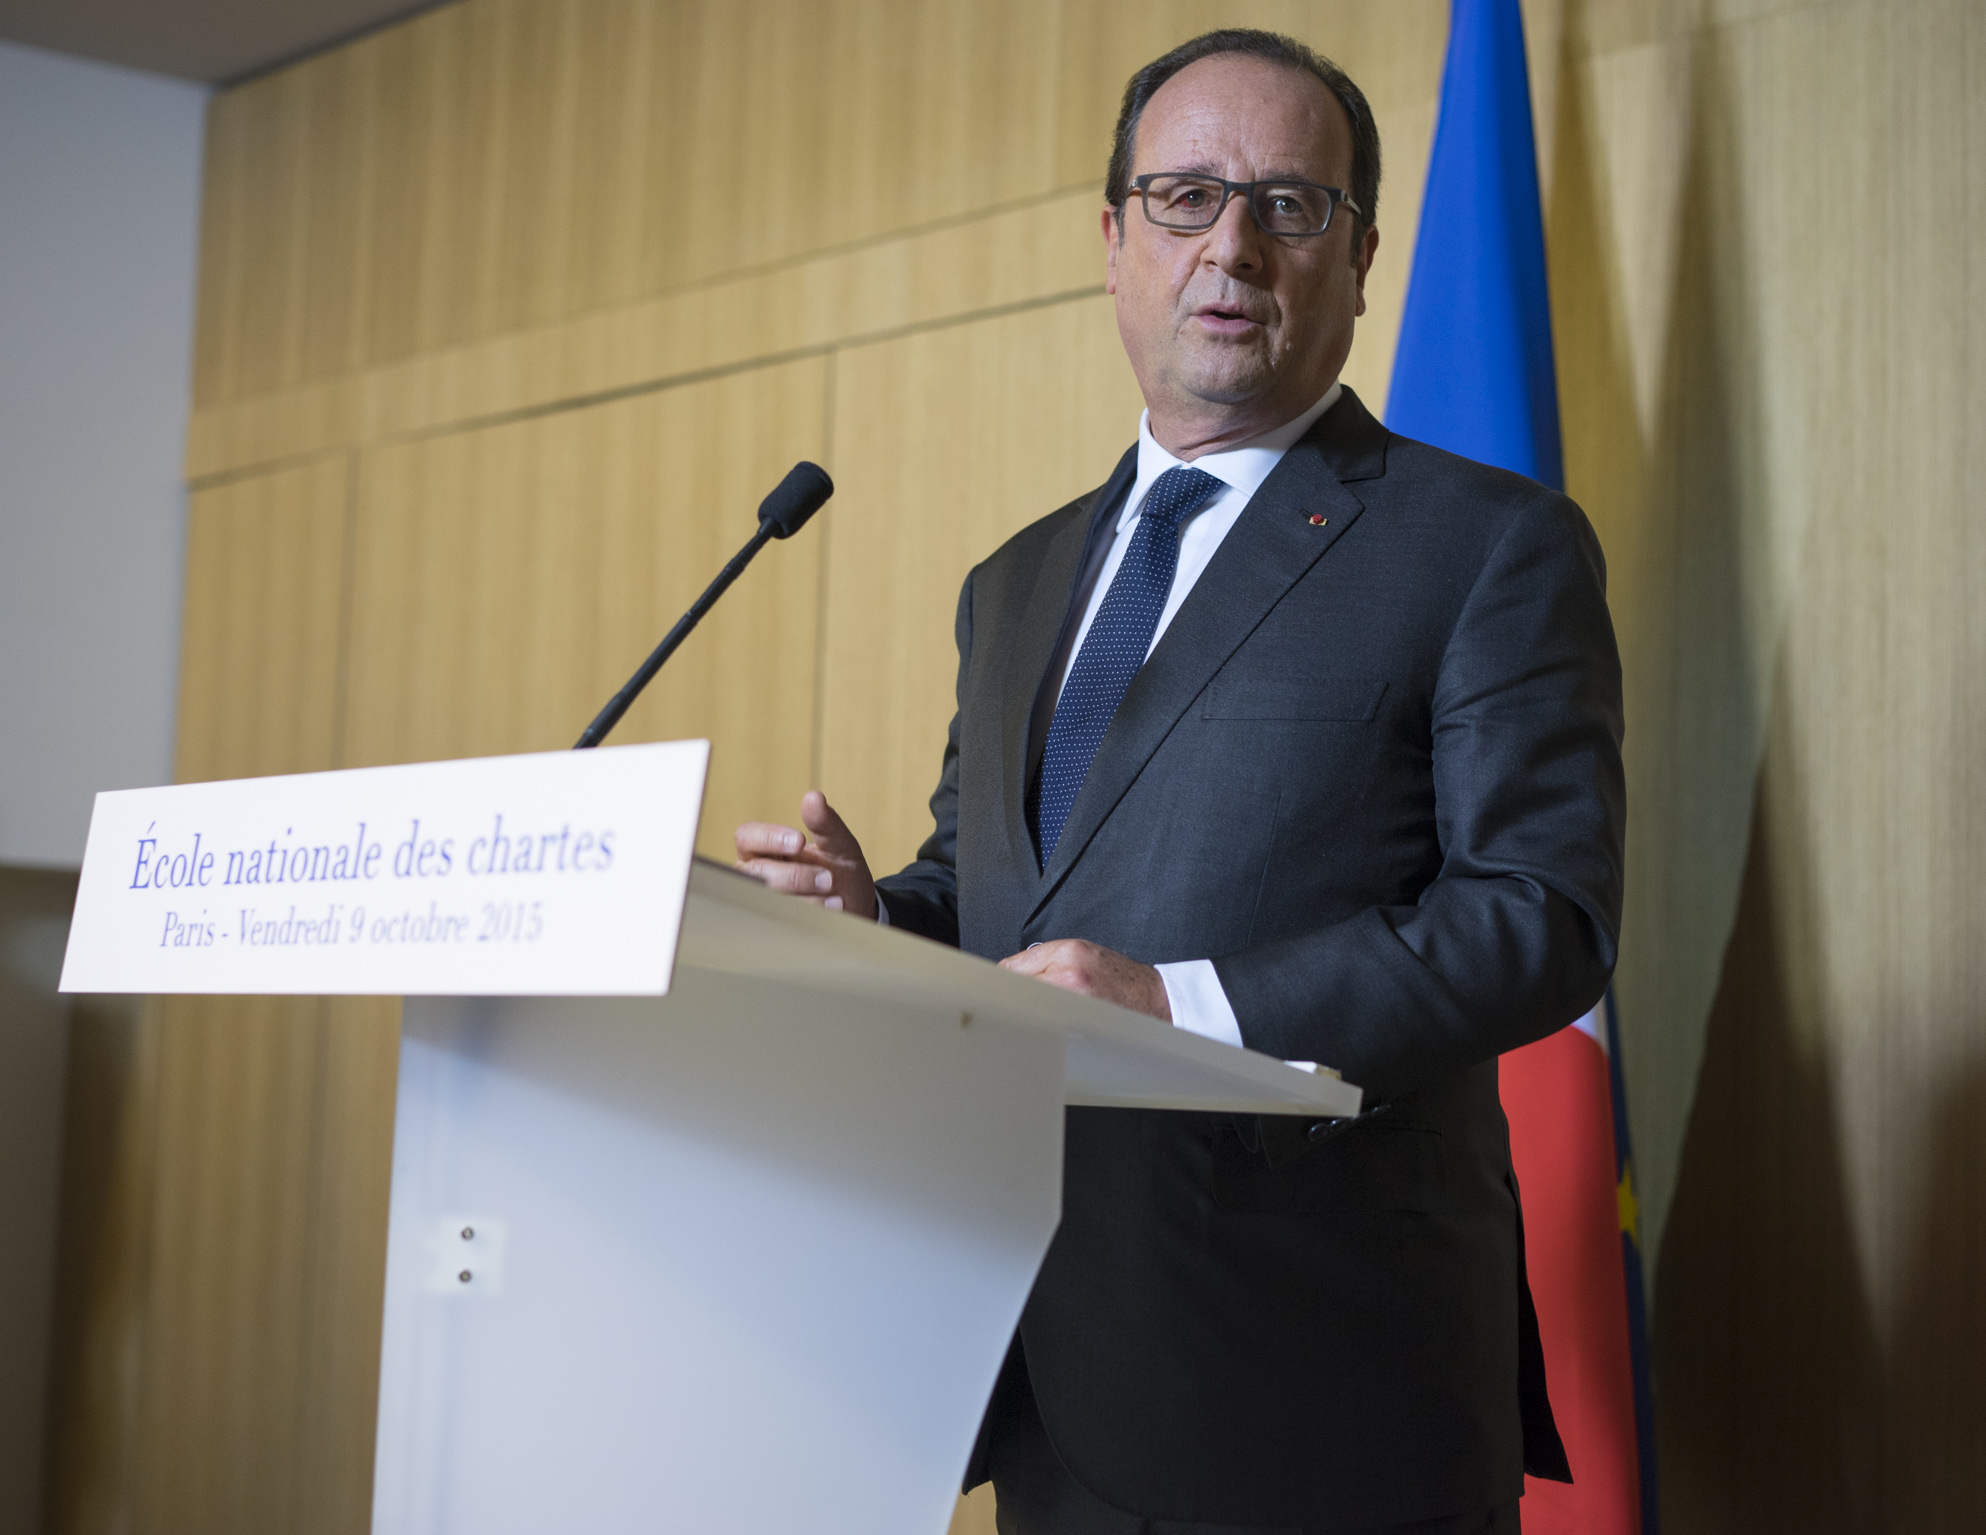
[1386,0,1563,490]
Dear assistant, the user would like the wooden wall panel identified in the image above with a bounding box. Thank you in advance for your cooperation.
[88,992,397,1535]
[175,457,352,784]
[820,296,1144,873]
[346,358,828,859]
[193,0,1073,408]
[1053,0,1451,189]
[1623,2,1986,1526]
[134,996,335,1529]
[184,186,1106,483]
[191,48,376,405]
[41,995,158,1535]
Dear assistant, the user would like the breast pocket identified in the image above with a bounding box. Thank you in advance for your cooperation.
[1200,674,1388,722]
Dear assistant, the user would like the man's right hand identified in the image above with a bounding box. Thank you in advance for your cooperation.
[734,791,878,919]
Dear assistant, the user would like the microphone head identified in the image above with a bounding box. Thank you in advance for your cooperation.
[758,461,834,539]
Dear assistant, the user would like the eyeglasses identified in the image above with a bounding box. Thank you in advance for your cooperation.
[1129,173,1361,238]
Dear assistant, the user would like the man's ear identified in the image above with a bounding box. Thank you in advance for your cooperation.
[1101,204,1121,295]
[1352,224,1378,317]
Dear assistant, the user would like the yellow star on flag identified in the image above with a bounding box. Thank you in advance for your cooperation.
[1617,1161,1641,1248]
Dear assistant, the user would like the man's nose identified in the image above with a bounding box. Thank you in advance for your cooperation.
[1202,190,1264,273]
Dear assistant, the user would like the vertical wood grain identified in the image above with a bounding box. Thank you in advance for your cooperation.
[1051,0,1450,192]
[1638,3,1986,1526]
[132,996,333,1529]
[285,997,403,1535]
[820,295,1143,874]
[198,0,1076,407]
[41,997,158,1535]
[175,456,353,784]
[346,358,828,859]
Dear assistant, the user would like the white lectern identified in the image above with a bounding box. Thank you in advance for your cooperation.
[56,745,1360,1535]
[371,860,1360,1535]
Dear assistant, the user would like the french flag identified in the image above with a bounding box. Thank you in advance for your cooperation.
[1385,3,1657,1532]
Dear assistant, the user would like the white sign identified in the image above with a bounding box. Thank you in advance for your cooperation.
[58,741,708,997]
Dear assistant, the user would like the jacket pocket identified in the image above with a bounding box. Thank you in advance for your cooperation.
[1211,1118,1443,1214]
[1199,675,1388,722]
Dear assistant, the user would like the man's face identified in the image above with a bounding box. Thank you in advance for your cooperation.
[1104,53,1378,450]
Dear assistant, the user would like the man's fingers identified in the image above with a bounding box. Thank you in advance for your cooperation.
[735,796,874,919]
[735,821,806,859]
[998,945,1056,977]
[799,791,862,859]
[1000,940,1090,984]
[734,820,843,872]
[997,940,1168,1021]
[735,857,837,895]
[1012,957,1096,997]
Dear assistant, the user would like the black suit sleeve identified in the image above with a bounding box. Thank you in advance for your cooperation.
[1215,490,1626,1103]
[872,569,971,946]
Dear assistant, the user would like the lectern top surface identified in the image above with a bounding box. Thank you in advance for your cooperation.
[681,859,1361,1119]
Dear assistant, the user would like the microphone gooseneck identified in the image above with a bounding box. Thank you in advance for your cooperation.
[573,461,834,749]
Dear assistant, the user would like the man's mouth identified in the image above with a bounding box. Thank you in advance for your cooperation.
[1192,304,1266,336]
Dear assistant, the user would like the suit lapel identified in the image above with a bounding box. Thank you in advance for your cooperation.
[1027,390,1390,917]
[997,447,1137,881]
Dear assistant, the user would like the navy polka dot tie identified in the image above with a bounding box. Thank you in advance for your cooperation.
[1028,465,1225,869]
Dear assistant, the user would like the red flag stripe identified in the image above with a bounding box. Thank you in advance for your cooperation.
[1501,1023,1641,1534]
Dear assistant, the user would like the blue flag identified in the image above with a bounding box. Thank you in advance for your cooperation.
[1386,0,1563,490]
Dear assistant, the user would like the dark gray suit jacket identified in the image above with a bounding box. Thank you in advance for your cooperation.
[878,387,1624,1528]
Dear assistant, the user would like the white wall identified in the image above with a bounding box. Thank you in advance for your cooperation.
[0,39,206,869]
[0,39,205,1535]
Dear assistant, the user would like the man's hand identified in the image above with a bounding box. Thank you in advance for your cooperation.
[734,791,877,919]
[999,939,1172,1022]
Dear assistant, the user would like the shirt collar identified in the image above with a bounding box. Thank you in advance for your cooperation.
[1124,381,1343,528]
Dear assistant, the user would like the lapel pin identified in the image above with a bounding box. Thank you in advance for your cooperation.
[1307,514,1328,527]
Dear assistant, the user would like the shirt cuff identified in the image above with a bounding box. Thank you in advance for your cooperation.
[1156,959,1243,1049]
[1155,959,1319,1072]
[873,890,890,926]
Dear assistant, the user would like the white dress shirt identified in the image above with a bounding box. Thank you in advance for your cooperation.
[882,384,1342,1062]
[1047,384,1339,1057]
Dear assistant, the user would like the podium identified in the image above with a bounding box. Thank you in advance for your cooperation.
[55,744,1361,1535]
[370,859,1360,1534]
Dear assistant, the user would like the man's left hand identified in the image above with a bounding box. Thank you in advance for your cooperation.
[999,939,1172,1022]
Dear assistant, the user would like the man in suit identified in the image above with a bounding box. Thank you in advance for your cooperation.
[736,27,1624,1535]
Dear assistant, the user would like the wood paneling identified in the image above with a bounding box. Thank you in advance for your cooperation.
[0,866,83,1532]
[175,456,353,784]
[1619,2,1986,1523]
[184,185,1106,483]
[53,0,1984,1531]
[135,996,346,1529]
[1053,0,1452,190]
[101,995,393,1535]
[192,0,1072,408]
[346,357,828,858]
[820,297,1144,873]
[41,995,157,1535]
[1525,0,1986,1523]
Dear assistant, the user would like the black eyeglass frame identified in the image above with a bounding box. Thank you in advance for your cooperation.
[1128,173,1363,238]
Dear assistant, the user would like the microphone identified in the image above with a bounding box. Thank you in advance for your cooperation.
[573,461,833,749]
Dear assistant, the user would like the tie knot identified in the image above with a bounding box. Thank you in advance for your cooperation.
[1139,466,1225,534]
